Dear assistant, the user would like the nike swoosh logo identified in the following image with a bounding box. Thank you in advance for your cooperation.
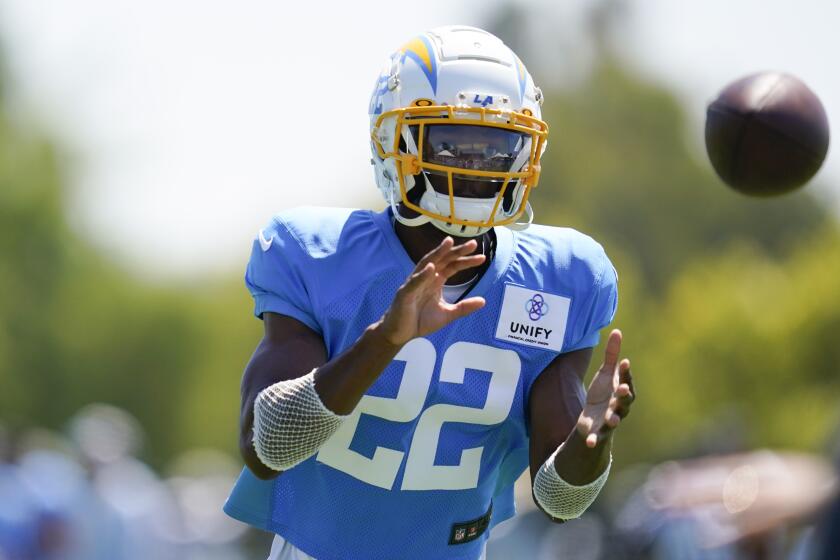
[258,229,273,252]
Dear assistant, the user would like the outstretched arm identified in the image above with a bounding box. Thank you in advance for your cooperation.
[528,329,635,520]
[239,236,487,479]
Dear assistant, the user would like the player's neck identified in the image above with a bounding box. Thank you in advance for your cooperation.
[393,218,493,286]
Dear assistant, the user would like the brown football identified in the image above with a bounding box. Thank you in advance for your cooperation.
[705,72,829,196]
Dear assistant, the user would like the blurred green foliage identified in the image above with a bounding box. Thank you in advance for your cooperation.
[0,93,260,466]
[1,15,838,475]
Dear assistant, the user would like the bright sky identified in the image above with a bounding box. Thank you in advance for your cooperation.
[1,0,837,277]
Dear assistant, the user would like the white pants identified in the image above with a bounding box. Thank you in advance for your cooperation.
[267,535,318,560]
[266,535,488,560]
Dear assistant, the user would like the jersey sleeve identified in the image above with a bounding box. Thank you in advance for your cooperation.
[244,216,321,334]
[564,248,618,352]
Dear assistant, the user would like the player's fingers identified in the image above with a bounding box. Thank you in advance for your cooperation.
[437,254,486,279]
[432,239,480,272]
[448,238,480,256]
[432,237,478,266]
[586,432,598,448]
[613,405,631,422]
[602,329,622,373]
[612,401,632,421]
[603,407,622,428]
[618,359,634,396]
[402,263,436,293]
[416,237,454,270]
[615,383,634,404]
[611,384,634,415]
[596,409,622,439]
[446,297,486,321]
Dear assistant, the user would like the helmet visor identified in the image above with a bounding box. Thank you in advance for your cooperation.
[420,125,528,176]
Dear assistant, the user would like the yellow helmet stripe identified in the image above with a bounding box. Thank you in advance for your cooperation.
[400,35,438,93]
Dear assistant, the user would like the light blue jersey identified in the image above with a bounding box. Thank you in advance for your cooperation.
[225,207,618,560]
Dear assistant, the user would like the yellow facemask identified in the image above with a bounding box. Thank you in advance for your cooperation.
[371,104,548,229]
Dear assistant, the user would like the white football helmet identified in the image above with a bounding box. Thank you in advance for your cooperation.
[369,25,548,237]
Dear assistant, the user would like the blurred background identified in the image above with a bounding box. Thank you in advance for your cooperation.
[1,0,838,558]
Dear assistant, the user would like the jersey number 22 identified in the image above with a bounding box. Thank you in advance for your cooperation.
[316,338,521,491]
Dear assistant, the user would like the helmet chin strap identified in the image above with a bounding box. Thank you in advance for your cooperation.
[389,188,430,228]
[392,185,533,235]
[506,201,534,231]
[418,173,493,237]
[428,218,489,238]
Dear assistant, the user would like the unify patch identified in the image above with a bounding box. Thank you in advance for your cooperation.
[494,284,570,352]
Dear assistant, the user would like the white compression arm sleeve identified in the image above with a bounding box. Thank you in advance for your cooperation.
[533,444,611,520]
[252,370,347,471]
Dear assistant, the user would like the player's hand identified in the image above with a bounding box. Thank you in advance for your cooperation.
[378,237,486,346]
[576,329,635,448]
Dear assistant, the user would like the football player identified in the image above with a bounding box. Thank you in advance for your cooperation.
[224,25,635,560]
